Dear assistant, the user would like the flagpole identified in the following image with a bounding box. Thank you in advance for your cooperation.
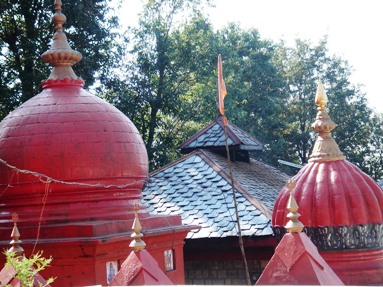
[218,55,251,285]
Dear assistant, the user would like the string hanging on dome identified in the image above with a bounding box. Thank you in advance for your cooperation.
[0,158,149,190]
[31,180,52,255]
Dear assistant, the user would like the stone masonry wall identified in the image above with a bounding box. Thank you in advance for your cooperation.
[185,259,269,285]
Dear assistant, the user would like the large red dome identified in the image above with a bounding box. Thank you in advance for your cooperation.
[0,2,150,225]
[0,80,149,224]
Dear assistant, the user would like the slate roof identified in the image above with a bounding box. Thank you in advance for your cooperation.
[180,115,263,152]
[142,149,289,239]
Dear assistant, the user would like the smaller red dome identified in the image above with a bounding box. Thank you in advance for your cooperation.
[273,160,383,228]
[272,81,383,285]
[273,81,383,233]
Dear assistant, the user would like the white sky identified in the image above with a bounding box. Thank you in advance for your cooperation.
[120,0,383,113]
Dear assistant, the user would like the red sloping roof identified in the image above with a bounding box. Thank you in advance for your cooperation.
[256,232,344,285]
[110,250,173,286]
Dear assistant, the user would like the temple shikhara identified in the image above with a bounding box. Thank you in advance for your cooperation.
[0,1,382,286]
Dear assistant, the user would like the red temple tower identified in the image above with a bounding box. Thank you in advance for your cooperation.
[0,1,191,286]
[273,81,383,285]
[257,180,344,285]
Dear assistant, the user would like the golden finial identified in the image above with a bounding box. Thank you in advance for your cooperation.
[314,80,328,109]
[284,180,304,233]
[41,0,82,81]
[8,213,24,256]
[129,203,146,252]
[309,80,345,162]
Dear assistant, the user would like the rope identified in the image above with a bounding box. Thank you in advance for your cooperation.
[223,121,251,285]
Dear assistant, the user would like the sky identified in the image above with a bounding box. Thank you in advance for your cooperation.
[120,0,382,113]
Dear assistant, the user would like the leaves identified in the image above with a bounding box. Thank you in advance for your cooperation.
[4,251,55,287]
[0,0,119,120]
[0,0,381,179]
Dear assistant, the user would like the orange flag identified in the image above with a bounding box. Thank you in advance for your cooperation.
[217,54,227,116]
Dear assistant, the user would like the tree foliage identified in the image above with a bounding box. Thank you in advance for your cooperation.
[0,0,119,119]
[272,38,375,171]
[4,251,55,287]
[103,0,214,169]
[0,0,381,179]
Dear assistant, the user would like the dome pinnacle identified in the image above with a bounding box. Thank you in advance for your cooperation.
[8,213,24,256]
[41,0,83,81]
[284,180,304,233]
[129,203,146,252]
[309,80,345,162]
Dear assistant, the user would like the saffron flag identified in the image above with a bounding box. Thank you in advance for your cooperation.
[217,54,227,116]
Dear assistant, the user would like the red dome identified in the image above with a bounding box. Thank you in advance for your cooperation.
[272,82,383,285]
[273,160,383,228]
[0,80,149,223]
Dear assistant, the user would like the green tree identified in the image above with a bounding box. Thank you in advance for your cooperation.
[0,0,119,120]
[213,24,288,165]
[103,0,213,170]
[272,38,374,168]
[4,251,55,287]
[363,113,383,180]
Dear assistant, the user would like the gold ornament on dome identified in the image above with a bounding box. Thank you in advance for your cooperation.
[41,0,82,80]
[284,179,304,233]
[129,203,146,252]
[309,80,345,162]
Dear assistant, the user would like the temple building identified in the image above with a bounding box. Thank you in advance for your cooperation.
[142,61,290,284]
[273,81,383,285]
[1,1,383,286]
[0,2,191,286]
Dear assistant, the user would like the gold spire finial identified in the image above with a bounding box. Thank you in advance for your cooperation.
[8,213,24,256]
[129,203,146,252]
[284,180,304,233]
[41,0,82,81]
[309,80,345,162]
[315,80,328,109]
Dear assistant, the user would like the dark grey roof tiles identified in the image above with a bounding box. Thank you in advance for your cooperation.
[204,151,290,211]
[142,149,288,239]
[180,116,263,152]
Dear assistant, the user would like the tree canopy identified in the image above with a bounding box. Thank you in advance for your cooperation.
[0,0,119,119]
[0,0,381,180]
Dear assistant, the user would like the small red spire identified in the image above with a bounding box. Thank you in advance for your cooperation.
[9,213,24,256]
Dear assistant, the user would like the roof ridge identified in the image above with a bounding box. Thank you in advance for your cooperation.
[179,119,217,149]
[149,150,203,176]
[229,123,263,146]
[180,115,263,152]
[215,116,242,145]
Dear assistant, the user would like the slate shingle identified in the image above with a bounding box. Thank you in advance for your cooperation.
[180,115,261,152]
[142,149,289,239]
